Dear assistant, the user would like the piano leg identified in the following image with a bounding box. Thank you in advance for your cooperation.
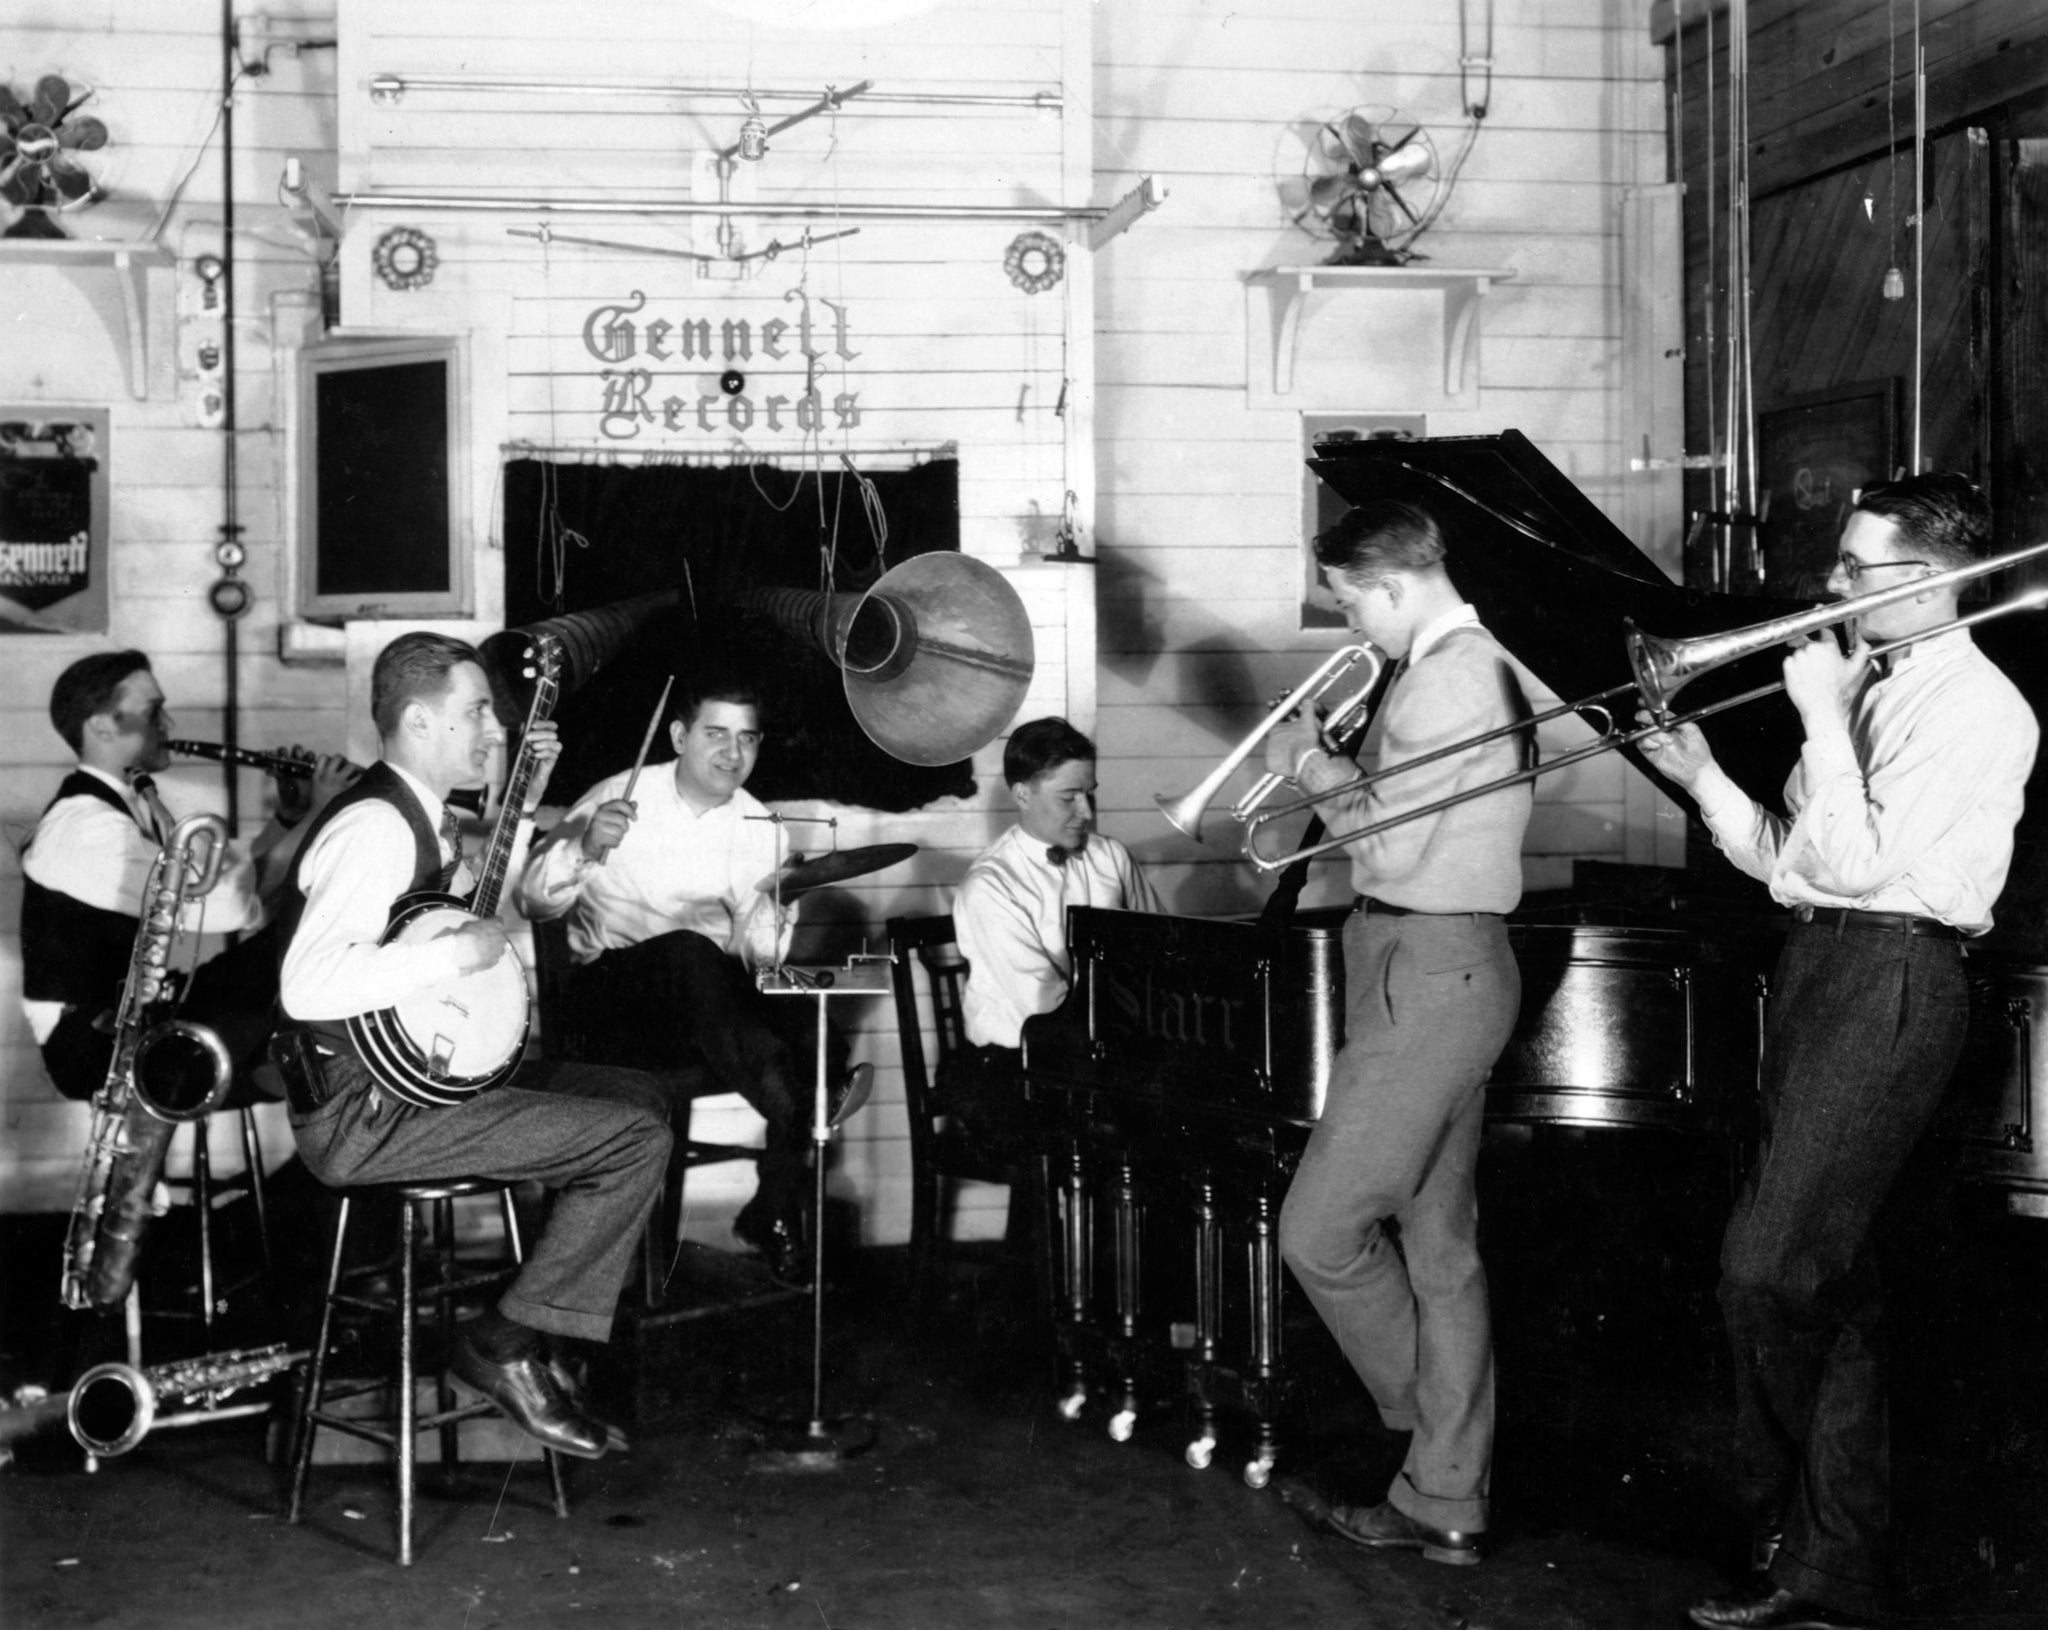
[1054,1138,1091,1422]
[1242,1185,1282,1490]
[1108,1154,1142,1442]
[1186,1172,1221,1472]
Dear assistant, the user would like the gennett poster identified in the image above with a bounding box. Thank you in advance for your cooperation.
[0,408,109,634]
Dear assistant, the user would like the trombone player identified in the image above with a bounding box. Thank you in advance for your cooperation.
[1637,473,2037,1630]
[1262,497,1534,1567]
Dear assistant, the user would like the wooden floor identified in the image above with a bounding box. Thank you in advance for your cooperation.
[2,1130,2045,1629]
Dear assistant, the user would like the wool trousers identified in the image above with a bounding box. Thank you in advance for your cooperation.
[1721,919,1968,1618]
[289,1054,672,1343]
[1279,908,1519,1533]
[563,929,844,1231]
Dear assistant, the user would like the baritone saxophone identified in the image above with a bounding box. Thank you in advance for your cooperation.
[60,811,237,1312]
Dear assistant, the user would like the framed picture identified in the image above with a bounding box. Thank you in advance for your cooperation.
[0,409,110,634]
[1300,412,1426,628]
[1757,380,1899,597]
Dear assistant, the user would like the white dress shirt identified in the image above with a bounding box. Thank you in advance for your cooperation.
[279,762,480,1021]
[21,764,267,1043]
[1691,630,2038,932]
[516,765,792,970]
[954,824,1161,1049]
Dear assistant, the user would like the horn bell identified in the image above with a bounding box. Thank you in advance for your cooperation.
[745,554,1036,767]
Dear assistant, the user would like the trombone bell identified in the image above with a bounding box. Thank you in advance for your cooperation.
[1627,536,2048,715]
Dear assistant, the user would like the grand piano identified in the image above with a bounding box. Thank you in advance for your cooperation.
[1019,430,2048,1486]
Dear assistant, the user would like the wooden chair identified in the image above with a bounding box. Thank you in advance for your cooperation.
[886,913,1037,1293]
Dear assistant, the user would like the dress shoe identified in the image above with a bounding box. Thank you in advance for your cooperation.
[548,1355,628,1453]
[734,1212,812,1288]
[449,1331,608,1460]
[1326,1499,1483,1566]
[829,1062,874,1128]
[1688,1579,1871,1630]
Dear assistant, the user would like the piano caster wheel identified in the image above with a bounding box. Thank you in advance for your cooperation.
[1056,1389,1087,1423]
[1243,1455,1273,1491]
[1107,1408,1137,1443]
[1185,1435,1216,1471]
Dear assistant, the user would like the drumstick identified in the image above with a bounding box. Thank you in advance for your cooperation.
[622,674,674,803]
[593,675,672,867]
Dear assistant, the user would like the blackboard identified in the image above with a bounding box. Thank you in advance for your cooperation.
[1758,380,1898,597]
[301,340,464,618]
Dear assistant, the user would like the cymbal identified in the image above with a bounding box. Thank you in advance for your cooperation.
[754,842,918,899]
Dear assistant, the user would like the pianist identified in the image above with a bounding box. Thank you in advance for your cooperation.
[1639,472,2037,1630]
[1262,498,1535,1568]
[952,717,1159,1137]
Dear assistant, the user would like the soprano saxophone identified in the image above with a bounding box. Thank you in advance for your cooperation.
[60,812,237,1312]
[0,1344,306,1460]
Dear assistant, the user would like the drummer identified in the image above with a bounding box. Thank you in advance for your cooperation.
[517,676,858,1287]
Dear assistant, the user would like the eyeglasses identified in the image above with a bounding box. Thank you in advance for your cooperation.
[1835,554,1931,585]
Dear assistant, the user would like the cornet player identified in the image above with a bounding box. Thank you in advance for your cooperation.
[1638,473,2037,1630]
[20,650,353,1105]
[1262,499,1534,1568]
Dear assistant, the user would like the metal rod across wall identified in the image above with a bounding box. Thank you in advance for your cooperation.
[367,74,1060,110]
[339,192,1108,222]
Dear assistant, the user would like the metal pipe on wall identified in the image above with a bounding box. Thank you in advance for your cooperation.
[218,0,240,824]
[366,73,1059,110]
[338,192,1110,222]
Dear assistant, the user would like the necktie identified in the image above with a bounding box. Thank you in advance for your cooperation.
[130,773,172,844]
[438,805,463,890]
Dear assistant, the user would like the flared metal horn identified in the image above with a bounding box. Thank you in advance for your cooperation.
[741,554,1035,767]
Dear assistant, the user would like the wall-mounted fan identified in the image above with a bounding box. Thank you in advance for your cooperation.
[0,77,110,239]
[1282,108,1441,266]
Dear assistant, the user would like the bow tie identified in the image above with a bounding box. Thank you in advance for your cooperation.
[1046,843,1083,867]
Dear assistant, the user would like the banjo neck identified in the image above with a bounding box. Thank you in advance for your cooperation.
[463,636,561,920]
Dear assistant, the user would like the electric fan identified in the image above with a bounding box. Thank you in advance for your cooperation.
[1282,108,1442,267]
[0,77,110,238]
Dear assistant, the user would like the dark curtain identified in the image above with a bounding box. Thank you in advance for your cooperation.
[501,458,973,812]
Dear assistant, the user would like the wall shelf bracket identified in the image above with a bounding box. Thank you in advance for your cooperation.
[1247,264,1514,398]
[0,239,171,400]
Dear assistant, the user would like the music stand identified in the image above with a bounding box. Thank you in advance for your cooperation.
[750,953,890,1466]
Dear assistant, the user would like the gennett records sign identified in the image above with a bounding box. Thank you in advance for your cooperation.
[581,290,865,442]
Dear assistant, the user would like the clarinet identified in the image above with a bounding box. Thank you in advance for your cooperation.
[164,739,314,777]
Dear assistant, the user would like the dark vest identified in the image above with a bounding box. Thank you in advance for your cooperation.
[20,772,150,1011]
[274,761,445,1044]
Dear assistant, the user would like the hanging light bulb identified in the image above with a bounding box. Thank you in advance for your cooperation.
[1883,267,1906,300]
[738,94,769,162]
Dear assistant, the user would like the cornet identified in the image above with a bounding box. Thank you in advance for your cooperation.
[1155,644,1385,843]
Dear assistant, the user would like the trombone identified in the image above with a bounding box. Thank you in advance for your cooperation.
[1156,644,1384,842]
[1235,538,2048,873]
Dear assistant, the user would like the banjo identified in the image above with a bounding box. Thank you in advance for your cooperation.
[348,635,561,1109]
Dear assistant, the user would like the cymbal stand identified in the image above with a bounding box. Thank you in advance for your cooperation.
[753,952,890,1463]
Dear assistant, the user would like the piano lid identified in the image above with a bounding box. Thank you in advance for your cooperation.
[1307,429,1811,808]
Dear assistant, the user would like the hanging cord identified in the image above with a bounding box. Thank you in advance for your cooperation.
[1458,0,1494,122]
[529,225,589,612]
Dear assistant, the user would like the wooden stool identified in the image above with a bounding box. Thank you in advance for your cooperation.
[149,1105,274,1341]
[285,1178,569,1566]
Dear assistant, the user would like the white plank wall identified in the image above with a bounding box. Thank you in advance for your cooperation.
[2,0,344,1213]
[1,0,1680,1241]
[1090,0,1680,927]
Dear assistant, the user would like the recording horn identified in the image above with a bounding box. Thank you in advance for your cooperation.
[480,589,681,710]
[741,554,1036,766]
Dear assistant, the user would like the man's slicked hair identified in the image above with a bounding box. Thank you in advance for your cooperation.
[1004,716,1095,788]
[1312,498,1447,582]
[49,650,152,753]
[673,677,766,732]
[1852,471,1991,572]
[371,631,483,738]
